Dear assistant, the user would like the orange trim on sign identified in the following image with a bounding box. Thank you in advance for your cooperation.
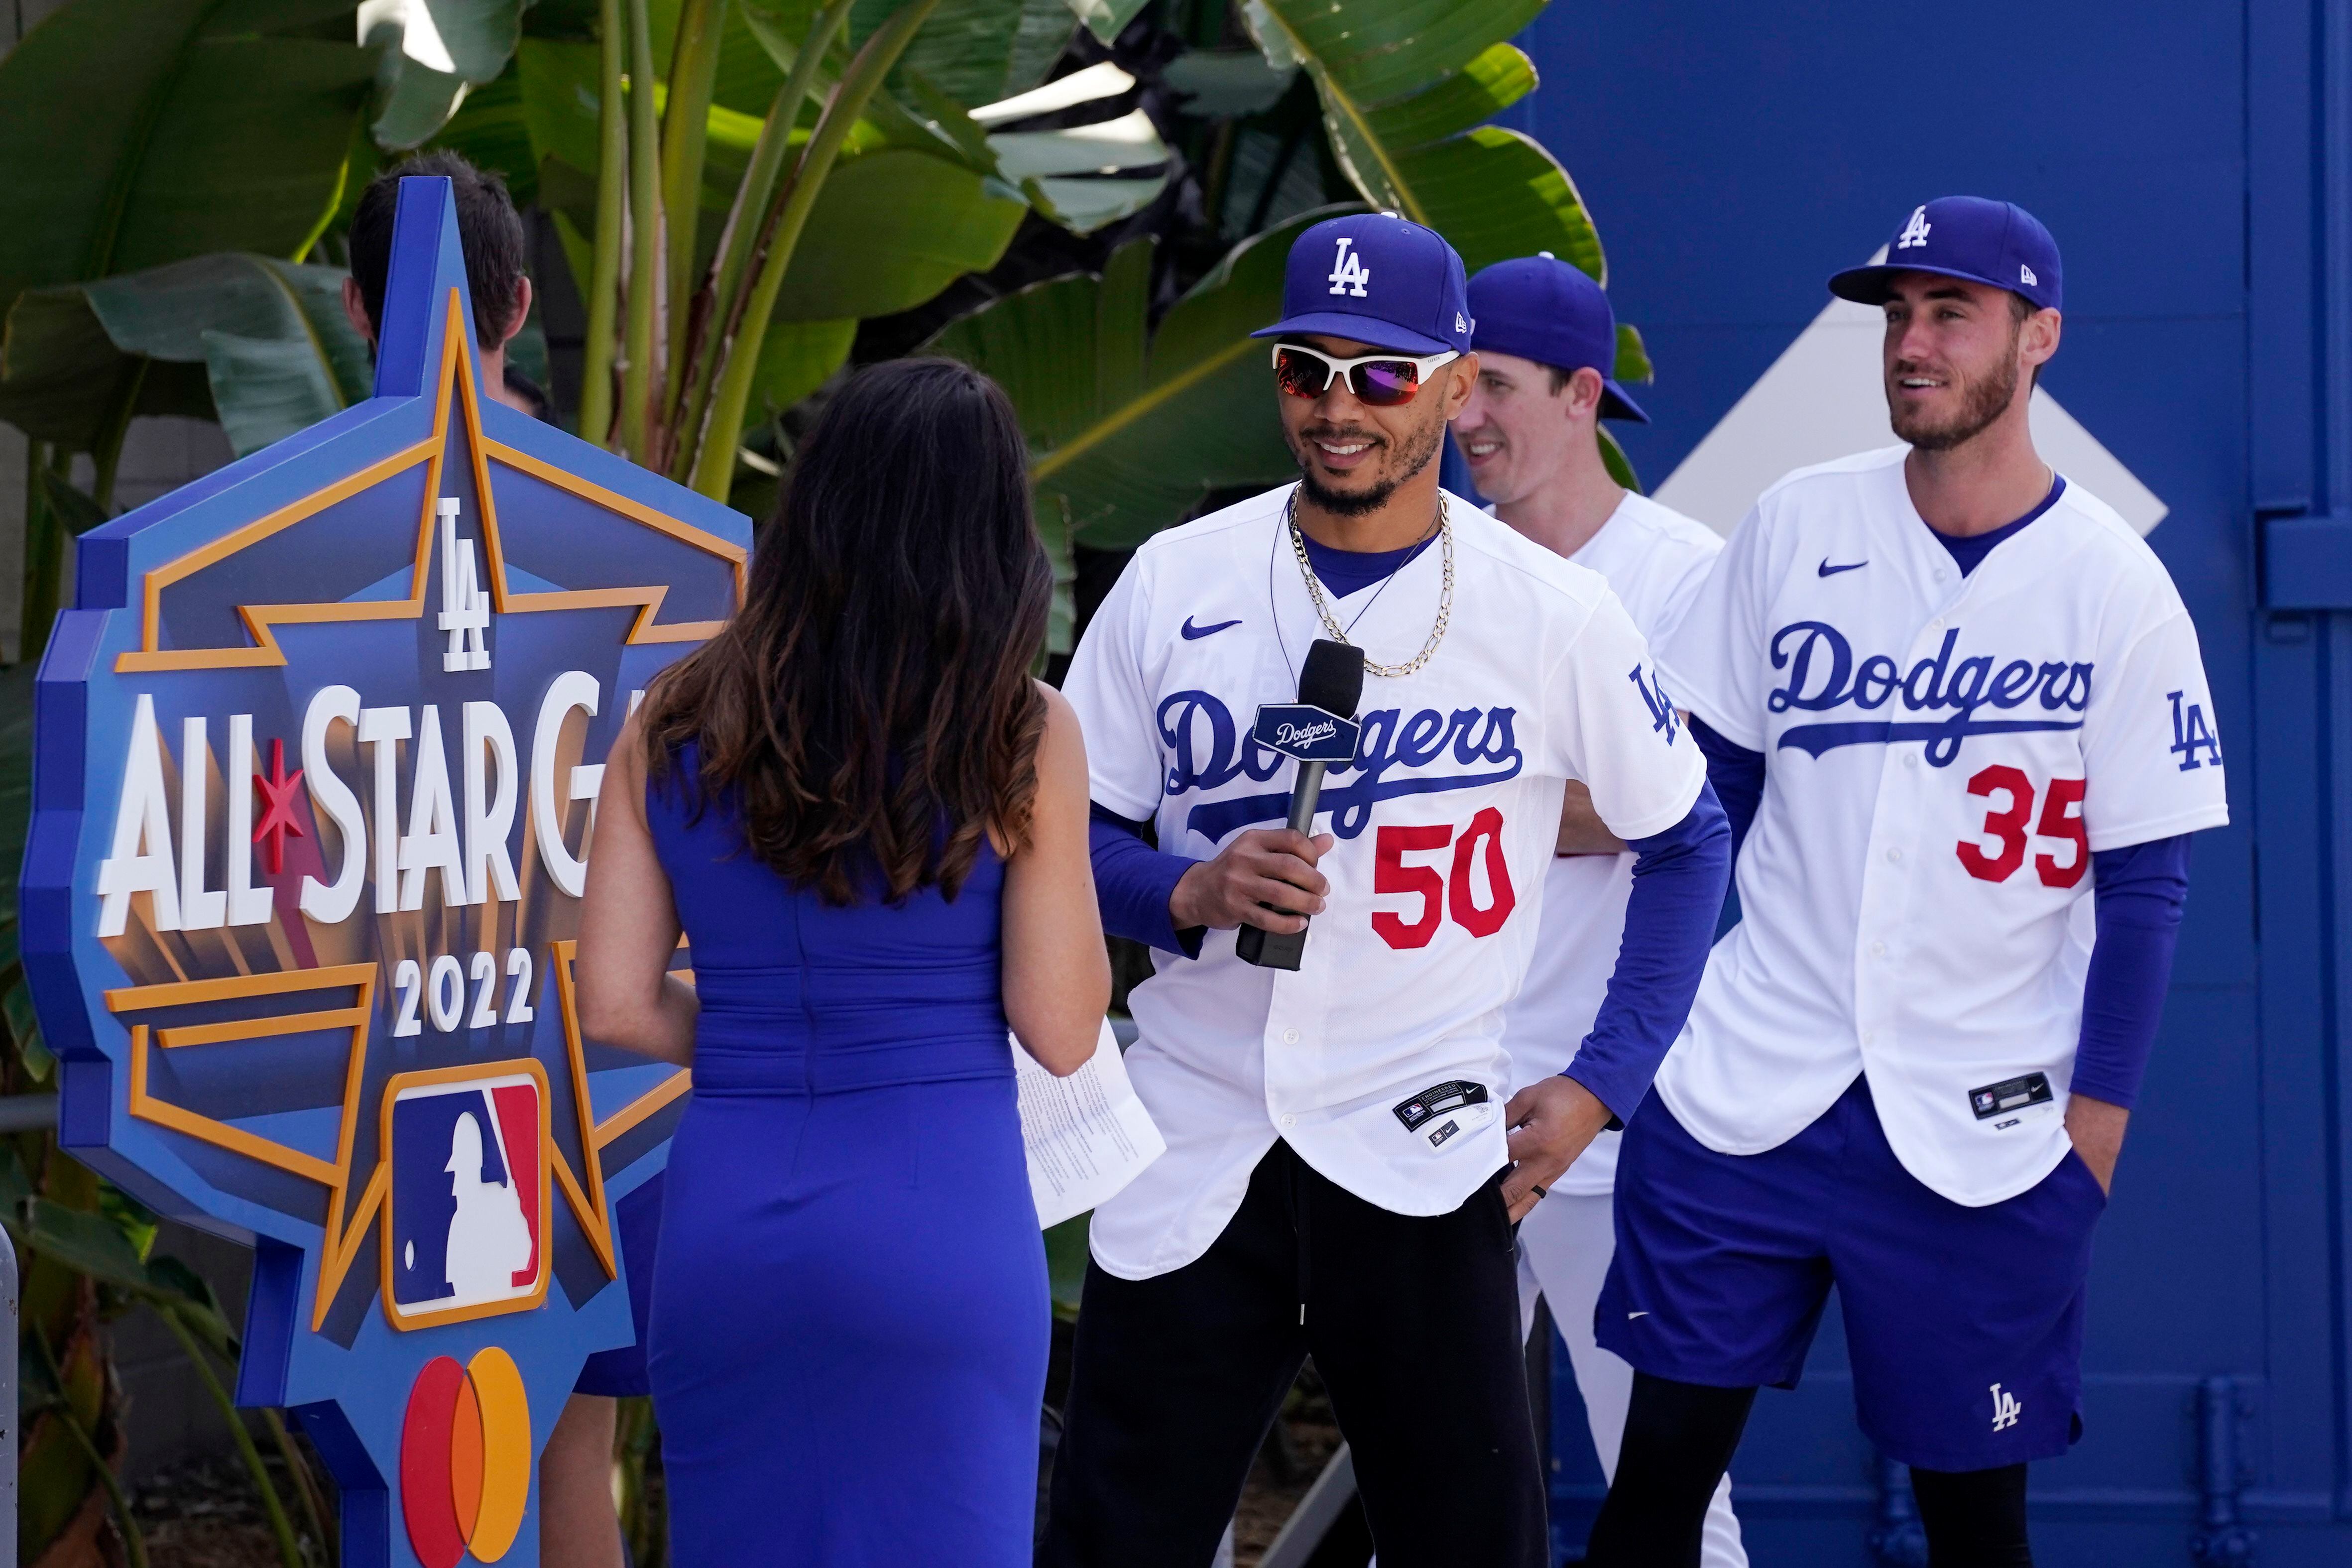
[113,287,742,673]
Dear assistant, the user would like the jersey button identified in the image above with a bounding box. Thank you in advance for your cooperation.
[1886,847,1903,863]
[1280,1114,1296,1128]
[1870,940,1887,958]
[1281,1028,1300,1044]
[1903,753,1920,768]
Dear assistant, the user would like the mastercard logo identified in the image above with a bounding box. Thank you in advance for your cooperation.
[400,1348,531,1567]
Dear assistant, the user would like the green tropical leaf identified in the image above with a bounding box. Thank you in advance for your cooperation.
[1161,48,1296,119]
[20,1200,152,1296]
[744,318,856,428]
[929,206,1351,549]
[770,150,1027,320]
[0,0,376,316]
[1,255,372,461]
[0,290,211,449]
[364,0,534,151]
[1241,0,1603,278]
[1614,322,1653,384]
[840,0,1078,108]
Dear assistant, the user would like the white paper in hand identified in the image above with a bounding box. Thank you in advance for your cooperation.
[1014,1019,1165,1230]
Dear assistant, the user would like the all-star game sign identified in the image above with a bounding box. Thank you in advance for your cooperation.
[20,178,749,1567]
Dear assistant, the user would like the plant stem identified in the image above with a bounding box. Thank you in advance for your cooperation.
[155,1307,306,1568]
[32,1326,148,1568]
[670,0,853,481]
[617,0,666,464]
[689,0,944,499]
[579,0,629,448]
[657,0,726,417]
[262,1408,334,1567]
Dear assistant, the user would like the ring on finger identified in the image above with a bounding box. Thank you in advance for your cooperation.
[1529,1183,1548,1200]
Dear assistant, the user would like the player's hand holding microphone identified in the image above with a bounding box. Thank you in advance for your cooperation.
[1171,640,1364,968]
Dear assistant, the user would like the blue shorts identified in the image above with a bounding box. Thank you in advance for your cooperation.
[574,1174,663,1398]
[1597,1076,2106,1472]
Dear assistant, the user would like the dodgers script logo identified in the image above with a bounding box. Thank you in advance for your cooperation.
[1161,691,1521,840]
[1767,621,2092,766]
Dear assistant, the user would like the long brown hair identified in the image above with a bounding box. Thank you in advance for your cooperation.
[637,358,1052,904]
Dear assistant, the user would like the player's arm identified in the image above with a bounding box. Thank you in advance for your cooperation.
[1001,686,1113,1077]
[577,711,699,1066]
[2062,834,2191,1192]
[1555,780,1624,854]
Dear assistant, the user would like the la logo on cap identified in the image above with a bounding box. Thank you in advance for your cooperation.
[1328,236,1371,297]
[1897,205,1933,249]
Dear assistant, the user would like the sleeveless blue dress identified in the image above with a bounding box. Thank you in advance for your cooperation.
[643,761,1047,1566]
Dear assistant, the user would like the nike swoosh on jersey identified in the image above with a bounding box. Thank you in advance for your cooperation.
[1817,558,1868,577]
[1180,616,1243,640]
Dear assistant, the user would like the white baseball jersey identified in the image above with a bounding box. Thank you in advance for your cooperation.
[1500,492,1724,1198]
[1654,448,2228,1206]
[1065,482,1705,1280]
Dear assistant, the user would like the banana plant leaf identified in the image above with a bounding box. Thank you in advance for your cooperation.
[0,292,212,450]
[744,318,857,429]
[927,205,1354,549]
[1161,48,1296,118]
[1241,0,1604,279]
[521,39,1028,324]
[0,255,371,459]
[0,0,376,317]
[365,0,534,150]
[969,63,1171,234]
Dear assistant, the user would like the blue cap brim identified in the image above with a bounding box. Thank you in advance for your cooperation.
[1601,379,1649,424]
[1829,260,2016,306]
[1251,311,1458,357]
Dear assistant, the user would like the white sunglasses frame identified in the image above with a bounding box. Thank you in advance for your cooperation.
[1269,342,1462,402]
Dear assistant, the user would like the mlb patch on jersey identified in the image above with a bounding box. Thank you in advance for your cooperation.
[385,1065,550,1329]
[1394,1079,1490,1132]
[1968,1072,2055,1123]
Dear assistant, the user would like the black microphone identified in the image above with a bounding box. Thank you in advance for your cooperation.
[1237,638,1366,970]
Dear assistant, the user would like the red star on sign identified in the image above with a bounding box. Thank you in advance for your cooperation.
[251,737,307,876]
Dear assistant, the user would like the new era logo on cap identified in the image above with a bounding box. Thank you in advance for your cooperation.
[1829,195,2064,314]
[1253,213,1472,357]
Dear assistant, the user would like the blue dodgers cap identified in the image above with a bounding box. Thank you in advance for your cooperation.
[1252,212,1472,357]
[1829,196,2063,313]
[1467,253,1647,423]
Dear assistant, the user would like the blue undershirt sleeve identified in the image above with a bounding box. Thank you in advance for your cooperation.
[1088,803,1205,960]
[1562,782,1732,1127]
[1689,715,1766,860]
[2069,834,2192,1110]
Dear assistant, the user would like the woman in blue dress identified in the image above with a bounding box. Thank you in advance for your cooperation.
[575,358,1110,1565]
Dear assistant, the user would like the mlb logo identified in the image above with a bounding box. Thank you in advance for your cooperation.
[381,1063,552,1330]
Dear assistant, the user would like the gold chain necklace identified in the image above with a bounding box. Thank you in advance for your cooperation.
[1286,489,1454,680]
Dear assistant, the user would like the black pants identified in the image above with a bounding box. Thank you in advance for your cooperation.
[1039,1142,1547,1568]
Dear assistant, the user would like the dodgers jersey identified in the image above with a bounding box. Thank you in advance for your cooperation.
[1500,492,1724,1199]
[1065,482,1705,1279]
[1654,448,2229,1206]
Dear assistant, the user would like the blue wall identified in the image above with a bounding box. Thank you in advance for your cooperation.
[1514,2,2352,1563]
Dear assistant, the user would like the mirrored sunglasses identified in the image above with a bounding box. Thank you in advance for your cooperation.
[1271,344,1460,407]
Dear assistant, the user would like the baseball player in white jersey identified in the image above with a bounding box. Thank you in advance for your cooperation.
[1455,253,1748,1567]
[1039,213,1731,1568]
[1582,198,2230,1568]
